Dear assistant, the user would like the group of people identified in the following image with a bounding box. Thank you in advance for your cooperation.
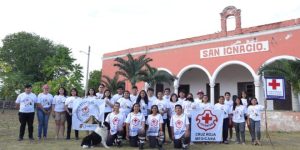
[15,83,266,149]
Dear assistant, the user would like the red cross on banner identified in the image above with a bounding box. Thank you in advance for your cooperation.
[264,77,286,100]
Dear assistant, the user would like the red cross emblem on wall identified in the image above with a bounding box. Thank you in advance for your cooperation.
[268,79,280,90]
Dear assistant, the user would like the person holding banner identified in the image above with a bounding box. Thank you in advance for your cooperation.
[118,90,133,118]
[125,103,146,149]
[214,96,231,144]
[105,102,126,147]
[65,88,81,140]
[170,104,190,149]
[36,84,53,140]
[247,98,265,146]
[232,97,247,145]
[146,105,164,149]
[52,87,67,140]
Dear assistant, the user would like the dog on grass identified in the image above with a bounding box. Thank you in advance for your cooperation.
[81,121,110,149]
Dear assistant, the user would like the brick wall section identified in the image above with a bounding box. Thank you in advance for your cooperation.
[261,111,300,131]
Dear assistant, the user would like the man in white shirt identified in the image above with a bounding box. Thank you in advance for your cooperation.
[111,86,124,104]
[96,83,105,99]
[194,90,204,104]
[15,84,37,141]
[224,92,234,141]
[163,88,171,101]
[130,86,138,104]
[147,88,157,109]
[178,91,186,103]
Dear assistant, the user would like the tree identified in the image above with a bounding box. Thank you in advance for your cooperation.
[101,74,125,95]
[0,32,84,100]
[139,67,177,88]
[88,70,102,89]
[113,53,152,87]
[259,59,300,94]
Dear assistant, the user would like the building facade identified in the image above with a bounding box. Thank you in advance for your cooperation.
[102,6,300,111]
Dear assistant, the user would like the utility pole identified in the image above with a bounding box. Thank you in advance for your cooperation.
[81,46,90,97]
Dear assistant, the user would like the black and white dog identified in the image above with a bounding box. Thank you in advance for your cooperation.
[81,121,110,149]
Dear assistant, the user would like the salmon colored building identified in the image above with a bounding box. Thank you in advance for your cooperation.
[102,6,300,112]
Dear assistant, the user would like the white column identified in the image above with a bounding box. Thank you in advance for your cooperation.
[174,79,179,94]
[210,82,215,104]
[254,80,261,103]
[292,88,300,111]
[144,82,149,91]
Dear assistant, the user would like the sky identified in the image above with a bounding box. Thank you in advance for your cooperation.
[0,0,300,84]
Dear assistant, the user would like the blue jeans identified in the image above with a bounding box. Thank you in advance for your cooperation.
[37,108,50,138]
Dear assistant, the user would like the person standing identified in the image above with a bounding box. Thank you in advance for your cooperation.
[224,92,234,141]
[15,84,37,141]
[52,87,67,139]
[147,88,157,109]
[96,84,105,99]
[36,84,53,140]
[232,97,247,145]
[135,90,150,120]
[118,90,133,118]
[214,96,231,144]
[130,86,139,104]
[65,88,81,140]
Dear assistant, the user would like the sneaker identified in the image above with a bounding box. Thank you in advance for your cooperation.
[242,142,246,145]
[224,140,229,144]
[17,138,23,141]
[29,137,35,141]
[235,142,240,144]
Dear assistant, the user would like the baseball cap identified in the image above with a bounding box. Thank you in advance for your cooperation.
[197,90,204,95]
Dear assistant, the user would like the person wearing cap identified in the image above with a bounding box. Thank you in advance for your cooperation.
[36,84,54,140]
[15,84,38,141]
[194,90,204,104]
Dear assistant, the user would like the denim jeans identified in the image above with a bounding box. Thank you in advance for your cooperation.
[234,122,245,143]
[250,119,261,142]
[37,108,50,138]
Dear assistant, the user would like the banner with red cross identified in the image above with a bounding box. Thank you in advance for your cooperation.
[264,77,286,100]
[191,109,223,142]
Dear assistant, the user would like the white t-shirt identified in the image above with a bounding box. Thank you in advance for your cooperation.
[146,114,163,136]
[232,105,247,123]
[37,93,53,109]
[153,99,169,119]
[125,112,145,136]
[224,99,233,113]
[96,92,104,99]
[178,98,185,104]
[112,94,123,103]
[130,94,138,104]
[118,97,133,117]
[15,92,37,113]
[103,97,115,113]
[241,98,248,107]
[163,95,171,102]
[65,96,79,109]
[214,103,231,119]
[139,99,150,116]
[168,101,182,116]
[247,105,264,121]
[182,100,194,118]
[170,113,189,139]
[148,96,157,109]
[194,98,203,104]
[52,95,67,112]
[86,96,97,102]
[198,102,214,110]
[105,111,126,135]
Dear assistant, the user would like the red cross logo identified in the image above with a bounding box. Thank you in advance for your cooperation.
[132,117,140,126]
[268,79,280,90]
[196,109,218,131]
[112,117,119,125]
[150,118,158,127]
[175,120,183,128]
[202,113,212,124]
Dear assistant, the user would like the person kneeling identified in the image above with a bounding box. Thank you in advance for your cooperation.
[105,102,126,147]
[171,104,190,150]
[126,103,146,149]
[146,105,164,150]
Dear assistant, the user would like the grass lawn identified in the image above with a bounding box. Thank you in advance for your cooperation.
[1,109,300,150]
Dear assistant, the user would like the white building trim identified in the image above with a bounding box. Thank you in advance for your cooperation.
[157,67,174,76]
[177,64,212,82]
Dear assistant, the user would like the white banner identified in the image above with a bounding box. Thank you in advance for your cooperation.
[191,109,223,142]
[72,98,105,130]
[264,77,286,100]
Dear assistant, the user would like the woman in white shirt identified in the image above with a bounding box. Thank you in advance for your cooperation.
[102,89,114,119]
[65,88,81,140]
[125,103,146,149]
[247,98,265,145]
[135,90,150,120]
[118,90,133,118]
[170,104,190,149]
[52,87,67,139]
[146,105,164,149]
[197,95,214,110]
[37,84,53,140]
[232,97,247,145]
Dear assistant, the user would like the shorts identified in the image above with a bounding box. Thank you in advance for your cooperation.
[55,112,66,121]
